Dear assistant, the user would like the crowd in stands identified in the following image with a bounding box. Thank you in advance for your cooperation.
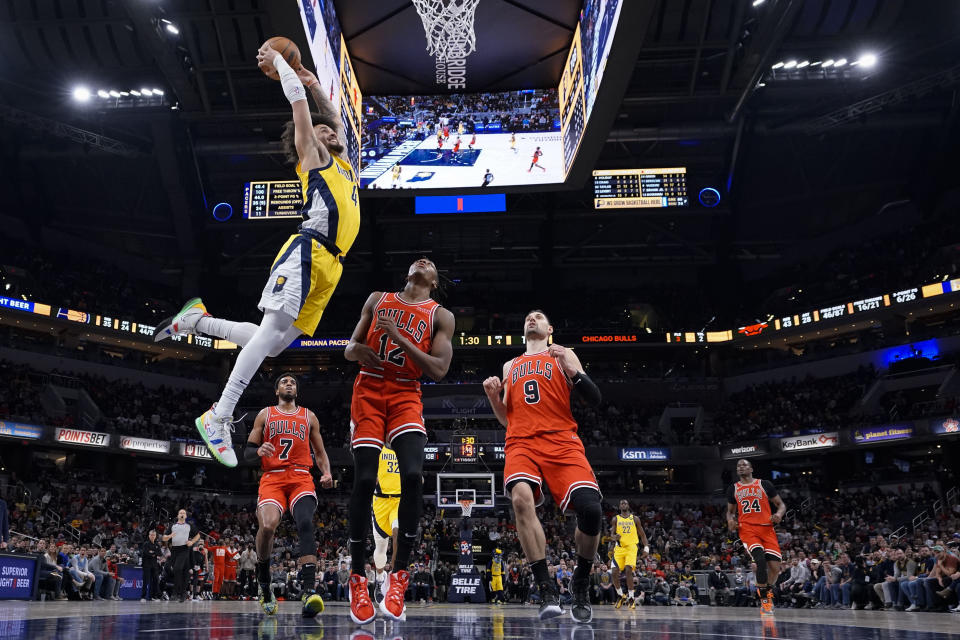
[5,461,960,613]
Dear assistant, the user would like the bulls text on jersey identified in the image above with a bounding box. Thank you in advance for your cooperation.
[267,418,307,441]
[510,359,554,384]
[375,307,428,342]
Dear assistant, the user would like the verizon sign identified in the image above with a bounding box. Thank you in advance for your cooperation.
[180,442,212,460]
[780,432,839,452]
[119,436,170,454]
[55,428,111,447]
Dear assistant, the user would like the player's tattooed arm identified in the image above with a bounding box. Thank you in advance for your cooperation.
[376,307,455,381]
[243,408,271,463]
[307,410,333,488]
[296,66,346,149]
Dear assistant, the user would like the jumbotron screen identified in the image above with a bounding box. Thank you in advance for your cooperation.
[359,89,563,189]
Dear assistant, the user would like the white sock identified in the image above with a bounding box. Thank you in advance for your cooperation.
[615,587,623,596]
[196,317,258,347]
[214,310,294,418]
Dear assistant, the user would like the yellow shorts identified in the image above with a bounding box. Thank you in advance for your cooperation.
[490,575,503,591]
[259,233,343,336]
[372,496,400,539]
[613,544,638,570]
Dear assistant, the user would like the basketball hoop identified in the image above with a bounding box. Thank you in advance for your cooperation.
[458,498,475,518]
[411,0,481,61]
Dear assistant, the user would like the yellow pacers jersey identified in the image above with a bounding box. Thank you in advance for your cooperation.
[616,514,639,546]
[296,155,360,258]
[375,447,401,497]
[490,556,504,577]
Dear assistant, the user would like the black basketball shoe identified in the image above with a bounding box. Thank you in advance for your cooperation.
[538,581,563,620]
[571,580,593,624]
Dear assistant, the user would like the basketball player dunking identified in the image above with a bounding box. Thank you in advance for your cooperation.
[371,446,401,605]
[609,499,649,609]
[343,258,455,623]
[153,44,360,469]
[727,458,786,615]
[245,372,333,617]
[483,310,604,624]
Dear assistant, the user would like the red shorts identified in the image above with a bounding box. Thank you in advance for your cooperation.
[257,467,316,516]
[224,566,237,581]
[739,523,781,560]
[504,430,600,511]
[350,373,426,449]
[212,564,225,591]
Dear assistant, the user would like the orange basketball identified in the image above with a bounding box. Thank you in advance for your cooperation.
[260,36,301,81]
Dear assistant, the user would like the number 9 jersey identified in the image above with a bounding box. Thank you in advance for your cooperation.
[504,350,577,439]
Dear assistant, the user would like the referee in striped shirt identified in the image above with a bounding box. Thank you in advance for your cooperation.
[162,509,201,602]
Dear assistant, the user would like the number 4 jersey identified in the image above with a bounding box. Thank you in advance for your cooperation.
[727,478,779,526]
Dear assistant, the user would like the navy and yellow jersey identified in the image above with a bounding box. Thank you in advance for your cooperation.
[296,155,360,258]
[490,556,504,577]
[375,446,401,497]
[615,514,640,547]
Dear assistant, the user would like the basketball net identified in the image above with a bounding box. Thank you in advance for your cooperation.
[458,498,475,518]
[411,0,480,61]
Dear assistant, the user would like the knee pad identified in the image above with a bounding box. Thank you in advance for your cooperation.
[292,496,317,557]
[568,488,603,536]
[373,532,389,569]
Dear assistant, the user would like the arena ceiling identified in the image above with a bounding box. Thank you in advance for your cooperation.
[0,0,958,301]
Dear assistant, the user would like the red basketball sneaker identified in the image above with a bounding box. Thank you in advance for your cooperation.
[379,570,409,621]
[349,574,375,625]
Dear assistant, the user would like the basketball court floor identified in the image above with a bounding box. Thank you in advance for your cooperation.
[1,601,957,639]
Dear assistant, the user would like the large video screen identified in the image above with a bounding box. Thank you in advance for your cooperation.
[559,0,624,175]
[297,0,363,176]
[358,89,563,189]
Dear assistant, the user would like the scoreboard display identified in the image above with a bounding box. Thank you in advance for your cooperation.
[243,181,303,219]
[593,168,688,209]
[452,435,479,464]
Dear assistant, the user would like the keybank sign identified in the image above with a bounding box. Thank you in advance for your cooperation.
[780,432,839,452]
[619,448,670,461]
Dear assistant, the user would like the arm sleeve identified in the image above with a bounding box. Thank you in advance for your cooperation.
[244,441,262,463]
[760,480,779,499]
[570,371,602,406]
[725,484,736,504]
[273,53,307,104]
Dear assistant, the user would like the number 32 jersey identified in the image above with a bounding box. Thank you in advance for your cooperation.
[261,406,312,471]
[727,478,779,526]
[504,350,578,440]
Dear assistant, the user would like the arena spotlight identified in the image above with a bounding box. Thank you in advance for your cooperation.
[165,23,179,35]
[771,61,784,69]
[834,58,848,67]
[153,89,164,95]
[796,60,810,69]
[857,53,877,68]
[97,90,110,99]
[822,59,835,68]
[783,60,797,69]
[130,90,141,96]
[109,90,121,97]
[72,86,91,102]
[752,0,765,5]
[141,88,153,96]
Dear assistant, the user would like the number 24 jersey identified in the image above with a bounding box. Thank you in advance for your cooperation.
[727,478,779,526]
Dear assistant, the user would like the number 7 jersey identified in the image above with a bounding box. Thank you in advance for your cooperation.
[261,405,313,471]
[504,350,577,439]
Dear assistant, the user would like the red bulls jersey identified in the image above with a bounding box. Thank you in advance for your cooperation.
[361,292,439,382]
[261,406,312,471]
[224,547,239,569]
[210,545,226,566]
[504,350,577,439]
[727,479,779,526]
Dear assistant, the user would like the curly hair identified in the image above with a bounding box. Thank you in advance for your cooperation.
[280,112,340,165]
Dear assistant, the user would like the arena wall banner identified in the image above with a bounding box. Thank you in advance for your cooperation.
[619,448,670,461]
[0,553,39,600]
[117,565,143,600]
[54,428,111,448]
[779,432,839,452]
[852,425,914,444]
[720,441,769,459]
[119,435,171,454]
[180,442,213,460]
[931,417,960,435]
[0,421,43,439]
[447,522,485,604]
